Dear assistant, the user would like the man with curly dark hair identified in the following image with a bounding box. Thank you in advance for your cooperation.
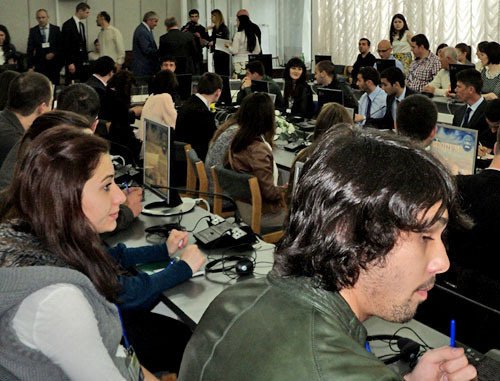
[179,125,477,381]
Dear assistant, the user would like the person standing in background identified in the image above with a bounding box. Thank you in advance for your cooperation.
[96,11,125,71]
[27,9,62,84]
[390,14,413,74]
[236,9,261,52]
[61,2,90,84]
[181,9,209,74]
[207,9,230,77]
[132,11,159,77]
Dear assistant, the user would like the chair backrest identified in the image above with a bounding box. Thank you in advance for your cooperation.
[213,165,262,233]
[185,146,208,201]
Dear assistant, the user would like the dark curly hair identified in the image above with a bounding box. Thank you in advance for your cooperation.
[274,125,467,292]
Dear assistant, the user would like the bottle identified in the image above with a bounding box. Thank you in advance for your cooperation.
[301,52,305,62]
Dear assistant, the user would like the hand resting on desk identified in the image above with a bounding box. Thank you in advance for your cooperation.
[403,346,477,381]
[167,229,206,273]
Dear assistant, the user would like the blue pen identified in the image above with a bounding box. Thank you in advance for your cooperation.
[166,257,178,270]
[365,341,372,353]
[450,319,456,347]
[123,181,130,195]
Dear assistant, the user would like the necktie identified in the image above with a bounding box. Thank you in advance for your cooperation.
[366,96,372,119]
[79,22,85,43]
[41,27,47,43]
[461,107,472,127]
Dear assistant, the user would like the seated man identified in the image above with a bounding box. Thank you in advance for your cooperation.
[422,46,458,97]
[371,66,416,130]
[179,124,477,381]
[452,68,494,149]
[350,37,376,89]
[236,60,284,109]
[396,94,438,147]
[480,98,500,156]
[160,55,176,72]
[175,72,222,160]
[314,60,358,112]
[354,67,387,126]
[407,34,441,92]
[373,39,404,73]
[86,55,115,102]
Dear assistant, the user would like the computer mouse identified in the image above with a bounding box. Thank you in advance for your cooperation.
[235,258,254,276]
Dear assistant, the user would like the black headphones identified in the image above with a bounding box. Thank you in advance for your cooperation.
[205,256,255,277]
[366,335,422,365]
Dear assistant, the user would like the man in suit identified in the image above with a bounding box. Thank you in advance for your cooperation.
[159,17,197,74]
[27,9,62,84]
[86,56,115,104]
[132,11,159,77]
[61,2,90,84]
[175,72,222,160]
[371,66,416,130]
[452,68,495,149]
[396,94,438,147]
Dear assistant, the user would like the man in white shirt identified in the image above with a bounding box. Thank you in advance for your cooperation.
[355,67,387,125]
[96,11,125,71]
[423,47,458,97]
[374,40,405,73]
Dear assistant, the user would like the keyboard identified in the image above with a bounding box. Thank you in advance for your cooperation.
[475,349,500,381]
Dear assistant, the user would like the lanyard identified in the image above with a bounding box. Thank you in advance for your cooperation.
[116,305,131,350]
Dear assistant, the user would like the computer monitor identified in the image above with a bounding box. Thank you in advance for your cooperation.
[176,74,192,101]
[317,88,344,114]
[217,75,232,106]
[375,59,396,74]
[429,124,478,175]
[251,79,270,93]
[345,107,355,120]
[449,63,475,93]
[142,118,195,216]
[248,54,273,76]
[315,55,332,66]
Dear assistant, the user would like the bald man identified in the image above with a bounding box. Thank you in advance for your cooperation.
[236,9,261,50]
[373,40,404,73]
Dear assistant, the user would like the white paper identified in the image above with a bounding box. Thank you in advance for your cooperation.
[215,38,232,54]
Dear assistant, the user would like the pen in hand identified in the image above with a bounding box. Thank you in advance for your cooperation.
[123,181,130,195]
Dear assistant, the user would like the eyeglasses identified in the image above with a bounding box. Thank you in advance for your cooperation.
[377,49,391,53]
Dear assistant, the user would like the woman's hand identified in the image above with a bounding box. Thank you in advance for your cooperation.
[180,245,206,273]
[166,229,188,255]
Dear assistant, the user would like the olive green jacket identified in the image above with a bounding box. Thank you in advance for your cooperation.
[179,272,403,380]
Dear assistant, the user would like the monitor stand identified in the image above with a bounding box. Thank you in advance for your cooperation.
[142,197,196,217]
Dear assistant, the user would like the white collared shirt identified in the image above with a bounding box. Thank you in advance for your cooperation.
[92,74,107,87]
[392,86,407,120]
[465,96,485,124]
[358,86,387,125]
[73,15,82,30]
[39,23,50,41]
[196,93,211,110]
[142,21,152,33]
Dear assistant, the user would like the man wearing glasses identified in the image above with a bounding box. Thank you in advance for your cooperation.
[374,40,405,73]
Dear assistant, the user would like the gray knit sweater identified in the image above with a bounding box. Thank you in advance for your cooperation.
[0,225,132,380]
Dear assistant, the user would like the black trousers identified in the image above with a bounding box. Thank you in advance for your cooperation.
[121,309,192,374]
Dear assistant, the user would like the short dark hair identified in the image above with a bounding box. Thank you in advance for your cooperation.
[197,72,222,95]
[484,42,500,65]
[159,55,176,65]
[0,70,19,111]
[189,9,199,16]
[360,38,371,46]
[455,43,471,62]
[98,11,111,23]
[435,43,448,55]
[411,34,430,50]
[485,99,500,123]
[380,66,405,88]
[57,84,100,123]
[246,60,265,76]
[316,60,335,77]
[91,56,115,76]
[396,94,438,142]
[477,41,489,54]
[7,72,52,116]
[456,68,483,94]
[151,70,178,95]
[274,125,463,292]
[76,2,90,12]
[358,66,380,86]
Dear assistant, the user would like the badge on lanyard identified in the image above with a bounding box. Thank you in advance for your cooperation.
[125,346,144,381]
[42,42,50,48]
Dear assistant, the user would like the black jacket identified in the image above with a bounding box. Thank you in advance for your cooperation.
[175,95,216,160]
[61,17,88,66]
[368,87,416,130]
[453,99,495,148]
[159,29,197,74]
[27,24,62,71]
[287,83,314,118]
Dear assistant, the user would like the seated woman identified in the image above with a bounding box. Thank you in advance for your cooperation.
[100,70,142,163]
[480,42,500,100]
[0,25,17,67]
[283,57,314,118]
[286,103,353,204]
[455,43,472,65]
[224,14,260,76]
[139,70,178,141]
[227,93,286,228]
[0,127,205,378]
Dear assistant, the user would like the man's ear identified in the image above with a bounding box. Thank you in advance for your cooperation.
[494,142,497,156]
[91,119,99,133]
[429,125,438,141]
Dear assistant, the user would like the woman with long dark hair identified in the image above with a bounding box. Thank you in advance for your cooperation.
[207,9,230,76]
[455,43,472,65]
[225,14,260,76]
[227,93,286,228]
[0,25,16,66]
[283,57,314,118]
[389,14,412,73]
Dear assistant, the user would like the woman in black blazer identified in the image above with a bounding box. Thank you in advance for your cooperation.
[207,9,230,76]
[283,57,314,119]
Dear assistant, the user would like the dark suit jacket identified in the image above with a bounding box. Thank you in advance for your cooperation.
[86,75,106,103]
[175,95,216,160]
[159,29,197,74]
[131,23,158,77]
[61,17,88,67]
[27,24,62,71]
[452,99,495,148]
[368,87,416,130]
[181,22,209,62]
